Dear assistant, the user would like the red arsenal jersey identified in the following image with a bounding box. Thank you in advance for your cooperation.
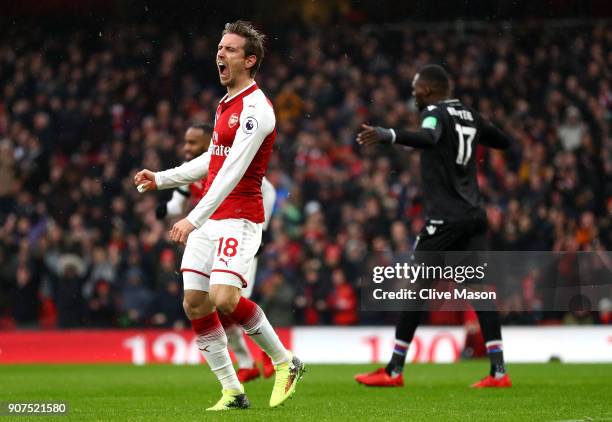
[189,180,207,205]
[186,82,276,226]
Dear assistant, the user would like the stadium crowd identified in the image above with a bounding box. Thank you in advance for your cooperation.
[0,19,610,329]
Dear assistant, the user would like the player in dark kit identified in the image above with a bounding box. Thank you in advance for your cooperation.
[355,64,512,388]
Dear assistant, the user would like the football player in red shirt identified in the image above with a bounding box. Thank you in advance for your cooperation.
[135,21,304,411]
[155,122,277,383]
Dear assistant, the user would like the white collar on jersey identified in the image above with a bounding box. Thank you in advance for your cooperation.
[221,80,257,104]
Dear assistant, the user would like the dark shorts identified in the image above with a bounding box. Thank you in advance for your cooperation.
[415,216,488,252]
[411,216,488,282]
[398,217,496,311]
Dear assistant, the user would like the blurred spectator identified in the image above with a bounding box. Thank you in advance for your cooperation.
[82,247,117,299]
[49,255,88,328]
[563,295,595,325]
[597,298,612,325]
[86,280,116,327]
[326,269,358,325]
[120,268,153,327]
[257,271,296,326]
[558,106,586,152]
[11,260,41,327]
[294,259,330,325]
[151,281,187,329]
[153,248,180,292]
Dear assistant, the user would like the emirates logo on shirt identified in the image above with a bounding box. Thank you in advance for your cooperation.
[211,144,231,157]
[228,113,239,128]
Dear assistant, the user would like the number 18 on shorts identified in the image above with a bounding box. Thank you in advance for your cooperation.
[180,218,262,291]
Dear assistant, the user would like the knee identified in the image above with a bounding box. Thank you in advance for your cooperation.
[210,288,240,315]
[182,296,199,317]
[182,291,212,319]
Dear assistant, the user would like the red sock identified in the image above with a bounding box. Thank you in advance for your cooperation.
[230,297,263,333]
[218,311,236,329]
[191,312,222,334]
[229,297,288,365]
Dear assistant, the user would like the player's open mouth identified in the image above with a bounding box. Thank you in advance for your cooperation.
[218,62,228,78]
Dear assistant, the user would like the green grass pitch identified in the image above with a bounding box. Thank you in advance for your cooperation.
[1,362,611,421]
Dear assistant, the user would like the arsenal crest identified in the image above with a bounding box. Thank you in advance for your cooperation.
[228,113,239,128]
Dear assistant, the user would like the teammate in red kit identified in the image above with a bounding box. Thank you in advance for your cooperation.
[154,123,277,383]
[135,20,304,411]
[154,124,214,220]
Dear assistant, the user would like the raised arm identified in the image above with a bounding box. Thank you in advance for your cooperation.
[154,150,212,189]
[356,106,443,149]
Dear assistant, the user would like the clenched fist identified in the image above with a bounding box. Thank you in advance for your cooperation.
[134,169,158,192]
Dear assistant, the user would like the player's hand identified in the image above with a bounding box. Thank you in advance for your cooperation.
[356,124,394,146]
[134,169,158,192]
[169,218,196,245]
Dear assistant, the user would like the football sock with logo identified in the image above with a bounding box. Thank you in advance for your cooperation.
[386,310,423,376]
[485,341,506,378]
[230,297,289,365]
[192,312,242,391]
[476,310,506,378]
[386,340,410,376]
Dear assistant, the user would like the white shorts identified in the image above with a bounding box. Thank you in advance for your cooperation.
[241,257,259,299]
[181,218,262,292]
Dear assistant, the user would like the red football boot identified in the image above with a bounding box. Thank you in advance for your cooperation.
[236,365,260,383]
[262,353,275,378]
[355,368,404,387]
[471,373,512,388]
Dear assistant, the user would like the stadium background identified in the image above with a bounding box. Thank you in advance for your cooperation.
[0,0,611,365]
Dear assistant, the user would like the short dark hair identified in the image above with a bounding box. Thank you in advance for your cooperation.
[190,123,213,133]
[222,20,266,77]
[417,65,451,95]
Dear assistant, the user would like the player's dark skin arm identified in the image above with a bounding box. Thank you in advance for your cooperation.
[356,124,439,149]
[357,120,511,150]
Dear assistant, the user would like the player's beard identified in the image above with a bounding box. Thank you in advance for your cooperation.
[220,77,231,87]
